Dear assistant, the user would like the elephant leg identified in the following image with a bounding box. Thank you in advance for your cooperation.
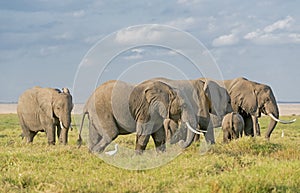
[193,134,200,142]
[20,124,31,142]
[89,121,118,153]
[223,129,229,143]
[251,115,258,137]
[88,123,102,151]
[57,124,62,143]
[204,126,215,144]
[135,134,151,154]
[46,125,56,145]
[91,137,113,153]
[244,116,254,136]
[151,127,166,153]
[28,130,37,143]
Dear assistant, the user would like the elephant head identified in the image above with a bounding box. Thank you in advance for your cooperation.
[38,87,73,144]
[53,88,73,144]
[168,87,200,148]
[130,80,199,149]
[225,77,295,139]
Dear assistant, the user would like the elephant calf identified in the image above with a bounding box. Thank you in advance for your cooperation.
[221,112,244,143]
[17,86,73,145]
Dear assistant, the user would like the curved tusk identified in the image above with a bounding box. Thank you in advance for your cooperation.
[185,122,206,135]
[268,113,296,124]
[60,121,65,129]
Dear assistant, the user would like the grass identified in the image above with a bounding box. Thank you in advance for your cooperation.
[0,114,299,192]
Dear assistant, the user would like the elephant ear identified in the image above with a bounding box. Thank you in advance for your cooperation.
[144,81,171,119]
[228,78,258,114]
[204,80,222,115]
[193,79,212,114]
[36,87,55,119]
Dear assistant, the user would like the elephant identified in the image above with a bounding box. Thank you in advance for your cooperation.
[158,78,232,144]
[77,79,199,154]
[17,86,73,145]
[154,78,215,144]
[221,112,244,143]
[222,77,296,139]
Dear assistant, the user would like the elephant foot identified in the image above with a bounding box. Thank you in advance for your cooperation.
[135,149,144,155]
[48,141,55,145]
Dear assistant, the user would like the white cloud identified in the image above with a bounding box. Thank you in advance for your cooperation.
[212,34,239,47]
[244,30,260,40]
[243,16,299,45]
[115,25,163,45]
[263,16,294,33]
[177,0,205,5]
[166,17,196,29]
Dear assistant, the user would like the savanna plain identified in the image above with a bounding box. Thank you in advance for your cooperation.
[0,106,300,192]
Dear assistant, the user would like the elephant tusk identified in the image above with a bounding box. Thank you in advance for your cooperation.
[268,113,296,124]
[185,122,206,135]
[60,121,65,129]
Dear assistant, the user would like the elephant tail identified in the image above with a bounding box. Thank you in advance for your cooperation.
[77,111,89,148]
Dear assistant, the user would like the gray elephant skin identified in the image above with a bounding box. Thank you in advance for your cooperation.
[222,112,244,143]
[160,78,232,144]
[17,87,73,145]
[223,77,295,139]
[77,79,199,154]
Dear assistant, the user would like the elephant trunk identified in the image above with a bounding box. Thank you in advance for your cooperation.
[265,104,279,139]
[61,114,71,129]
[59,114,71,145]
[178,122,196,149]
[59,126,68,145]
[177,108,200,149]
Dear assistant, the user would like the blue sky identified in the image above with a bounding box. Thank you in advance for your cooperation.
[1,0,300,103]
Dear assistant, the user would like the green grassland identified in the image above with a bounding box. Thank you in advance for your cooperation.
[0,114,299,193]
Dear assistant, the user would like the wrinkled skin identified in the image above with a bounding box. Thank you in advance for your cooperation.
[77,80,198,154]
[17,87,73,145]
[222,77,295,139]
[160,78,232,144]
[196,78,233,143]
[222,112,244,143]
[154,78,212,145]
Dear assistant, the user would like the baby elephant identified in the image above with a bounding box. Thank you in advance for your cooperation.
[222,112,244,143]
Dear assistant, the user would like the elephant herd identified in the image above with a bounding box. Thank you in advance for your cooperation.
[17,77,296,154]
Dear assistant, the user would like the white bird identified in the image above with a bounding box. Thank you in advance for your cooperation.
[105,144,118,156]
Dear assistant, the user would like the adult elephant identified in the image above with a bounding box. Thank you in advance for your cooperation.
[159,78,232,144]
[17,87,73,145]
[77,79,199,154]
[153,78,216,143]
[223,77,296,139]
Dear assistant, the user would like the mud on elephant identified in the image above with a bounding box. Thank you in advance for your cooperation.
[77,79,199,154]
[17,87,73,145]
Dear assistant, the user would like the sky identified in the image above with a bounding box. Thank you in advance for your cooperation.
[1,0,300,103]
